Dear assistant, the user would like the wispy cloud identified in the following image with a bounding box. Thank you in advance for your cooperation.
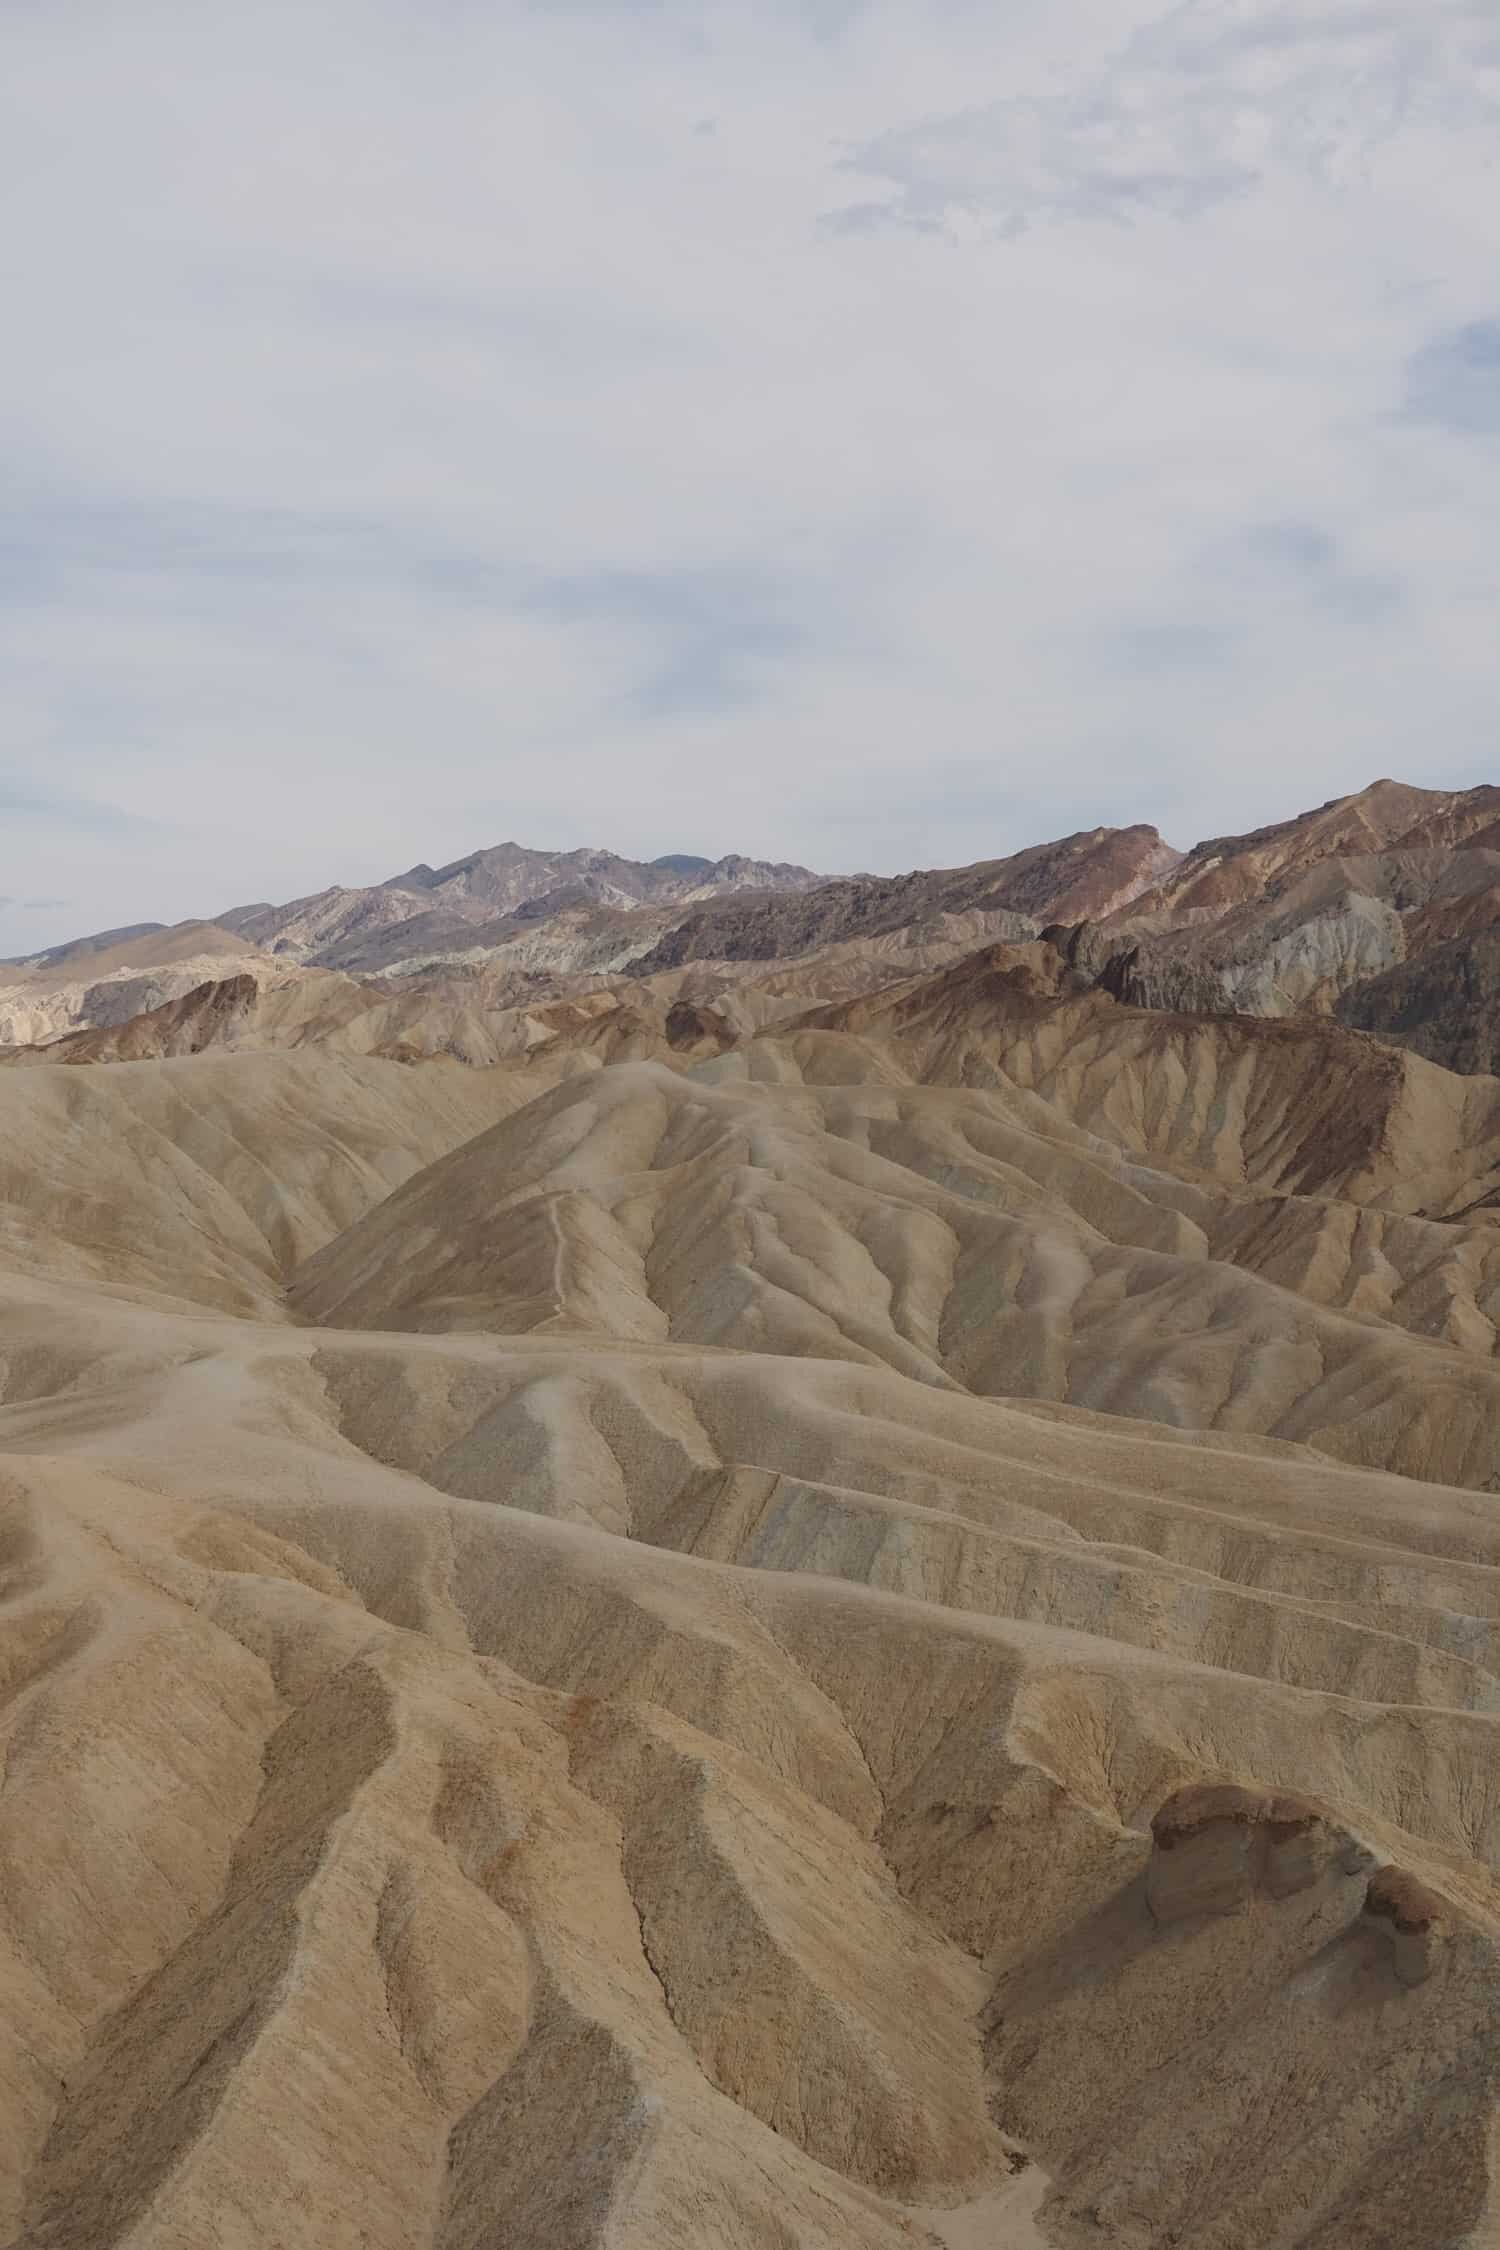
[0,774,157,832]
[521,564,814,719]
[833,2,1500,237]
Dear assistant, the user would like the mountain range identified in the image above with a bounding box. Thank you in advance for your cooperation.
[6,779,1500,1071]
[5,778,1500,2248]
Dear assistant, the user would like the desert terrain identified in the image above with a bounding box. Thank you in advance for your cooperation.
[4,782,1500,2247]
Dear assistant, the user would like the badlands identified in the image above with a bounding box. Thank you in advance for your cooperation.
[5,780,1500,2246]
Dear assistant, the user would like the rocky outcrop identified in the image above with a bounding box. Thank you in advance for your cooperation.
[1145,1783,1451,1988]
[1050,781,1500,1059]
[1064,883,1407,1020]
[1146,1784,1376,1923]
[1363,1867,1448,1988]
[1337,927,1500,1077]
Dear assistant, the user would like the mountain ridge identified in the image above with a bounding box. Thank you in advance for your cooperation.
[12,778,1500,1070]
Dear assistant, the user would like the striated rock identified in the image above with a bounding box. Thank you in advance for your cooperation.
[1337,926,1500,1078]
[1061,780,1500,1059]
[1087,890,1406,1019]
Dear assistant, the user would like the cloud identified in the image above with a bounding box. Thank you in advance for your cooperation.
[520,564,816,718]
[0,774,157,832]
[1219,522,1401,623]
[1,0,1499,952]
[1403,320,1500,434]
[834,2,1500,236]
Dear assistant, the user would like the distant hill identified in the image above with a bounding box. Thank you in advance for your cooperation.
[15,783,1500,1073]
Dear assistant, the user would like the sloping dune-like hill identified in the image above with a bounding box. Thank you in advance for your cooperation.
[8,814,1500,2247]
[289,971,1500,1487]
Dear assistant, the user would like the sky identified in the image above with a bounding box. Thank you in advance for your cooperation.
[3,0,1500,952]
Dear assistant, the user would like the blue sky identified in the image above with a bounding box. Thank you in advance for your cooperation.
[2,0,1499,950]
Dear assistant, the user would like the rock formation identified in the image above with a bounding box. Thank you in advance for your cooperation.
[1144,1783,1377,1921]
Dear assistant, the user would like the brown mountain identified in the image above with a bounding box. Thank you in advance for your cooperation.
[627,822,1179,974]
[1116,777,1500,920]
[1046,780,1500,1045]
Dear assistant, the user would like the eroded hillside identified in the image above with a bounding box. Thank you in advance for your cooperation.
[5,808,1500,2247]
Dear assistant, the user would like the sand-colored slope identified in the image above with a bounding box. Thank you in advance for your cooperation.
[0,1051,552,1316]
[7,925,1500,2246]
[0,970,612,1072]
[286,1049,1500,1487]
[4,1273,1500,2245]
[798,944,1500,1209]
[0,913,1068,1075]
